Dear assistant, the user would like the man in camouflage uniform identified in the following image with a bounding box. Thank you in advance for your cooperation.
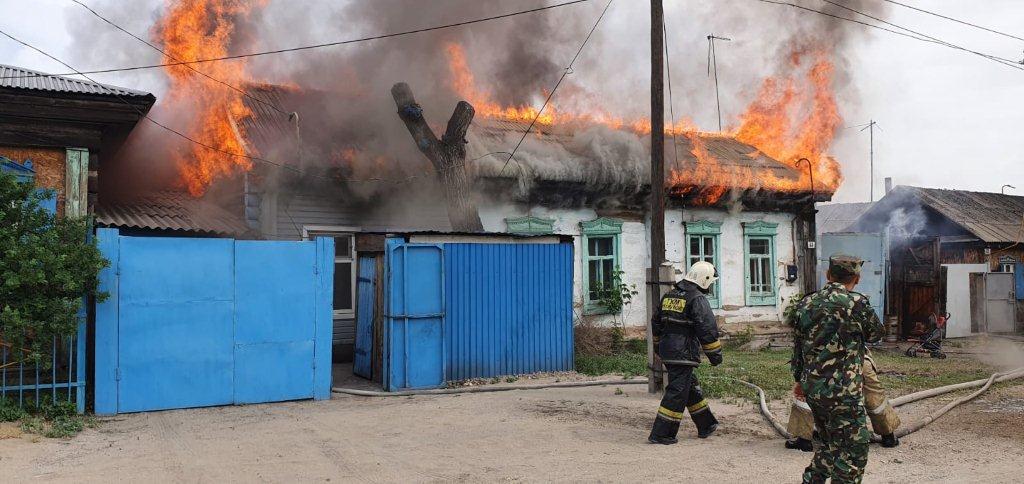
[789,255,885,484]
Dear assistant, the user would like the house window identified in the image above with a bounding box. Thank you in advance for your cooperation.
[306,229,356,317]
[743,221,778,306]
[998,256,1016,273]
[581,217,624,314]
[685,221,721,308]
[505,216,555,235]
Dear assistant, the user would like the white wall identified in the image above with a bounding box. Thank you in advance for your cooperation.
[943,264,987,338]
[479,202,801,332]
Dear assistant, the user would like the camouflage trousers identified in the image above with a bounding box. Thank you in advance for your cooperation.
[802,397,872,484]
[787,355,901,439]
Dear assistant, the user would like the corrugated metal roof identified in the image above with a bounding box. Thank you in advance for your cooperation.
[96,191,251,236]
[816,202,875,234]
[0,63,152,98]
[904,186,1024,243]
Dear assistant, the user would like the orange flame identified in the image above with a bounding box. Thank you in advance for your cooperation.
[447,40,844,205]
[156,0,265,197]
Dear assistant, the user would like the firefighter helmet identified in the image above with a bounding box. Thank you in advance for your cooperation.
[684,261,718,290]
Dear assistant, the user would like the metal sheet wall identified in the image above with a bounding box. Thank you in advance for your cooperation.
[444,243,574,381]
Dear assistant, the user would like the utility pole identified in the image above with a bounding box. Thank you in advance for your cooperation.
[861,120,879,201]
[648,0,666,394]
[707,34,731,132]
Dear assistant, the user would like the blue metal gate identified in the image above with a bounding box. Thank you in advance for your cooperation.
[94,228,333,414]
[382,239,573,391]
[819,232,887,320]
[352,255,376,379]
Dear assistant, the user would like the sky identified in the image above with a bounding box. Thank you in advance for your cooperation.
[1,0,1022,203]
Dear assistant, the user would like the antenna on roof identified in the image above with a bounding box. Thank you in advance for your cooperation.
[707,34,731,132]
[860,120,881,201]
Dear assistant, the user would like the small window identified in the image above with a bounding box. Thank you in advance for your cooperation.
[743,222,778,306]
[687,234,720,307]
[308,231,356,316]
[581,217,624,314]
[998,256,1016,273]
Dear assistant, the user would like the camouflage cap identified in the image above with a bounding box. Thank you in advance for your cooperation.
[828,254,864,277]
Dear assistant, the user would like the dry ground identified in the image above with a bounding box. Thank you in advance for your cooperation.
[1,372,1023,483]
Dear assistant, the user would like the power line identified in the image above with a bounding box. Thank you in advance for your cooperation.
[497,0,614,177]
[757,0,1024,72]
[817,0,1024,70]
[663,17,679,168]
[881,0,1024,43]
[1,0,593,81]
[69,0,289,116]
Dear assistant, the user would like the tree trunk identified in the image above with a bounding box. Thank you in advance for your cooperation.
[391,82,483,232]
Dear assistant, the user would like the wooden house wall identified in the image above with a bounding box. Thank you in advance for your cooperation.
[0,146,66,213]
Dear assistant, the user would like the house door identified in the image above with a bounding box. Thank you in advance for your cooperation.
[985,272,1016,333]
[384,240,445,391]
[818,233,886,321]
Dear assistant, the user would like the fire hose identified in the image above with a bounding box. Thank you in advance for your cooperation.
[333,368,1024,443]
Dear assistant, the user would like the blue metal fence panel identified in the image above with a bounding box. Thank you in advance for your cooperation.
[116,235,236,413]
[444,243,574,381]
[385,239,445,391]
[94,229,333,414]
[353,256,376,379]
[818,233,887,320]
[234,241,317,403]
[1016,263,1024,300]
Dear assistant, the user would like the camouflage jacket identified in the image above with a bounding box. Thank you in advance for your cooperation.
[788,282,884,401]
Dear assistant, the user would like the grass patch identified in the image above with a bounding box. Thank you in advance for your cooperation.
[577,344,1000,401]
[0,397,90,439]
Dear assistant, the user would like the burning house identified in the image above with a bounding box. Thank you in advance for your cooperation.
[846,185,1024,338]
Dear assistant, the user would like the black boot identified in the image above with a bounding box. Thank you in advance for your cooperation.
[785,437,814,452]
[648,415,681,445]
[691,406,719,438]
[881,433,900,448]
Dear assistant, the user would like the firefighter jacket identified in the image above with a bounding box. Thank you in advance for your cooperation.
[652,280,723,366]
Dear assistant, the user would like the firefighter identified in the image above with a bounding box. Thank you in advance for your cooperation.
[648,261,723,445]
[785,349,902,451]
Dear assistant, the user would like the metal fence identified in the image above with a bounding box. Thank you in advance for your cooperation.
[0,320,86,413]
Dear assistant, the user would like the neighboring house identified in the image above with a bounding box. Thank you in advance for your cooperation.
[816,201,875,239]
[850,185,1024,337]
[0,64,154,218]
[228,86,828,359]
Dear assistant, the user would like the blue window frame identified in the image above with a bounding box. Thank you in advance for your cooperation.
[743,221,778,306]
[686,221,721,308]
[581,217,623,314]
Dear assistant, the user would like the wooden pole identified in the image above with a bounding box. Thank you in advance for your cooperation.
[648,0,666,394]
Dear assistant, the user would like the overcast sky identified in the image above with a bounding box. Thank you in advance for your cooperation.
[1,0,1022,203]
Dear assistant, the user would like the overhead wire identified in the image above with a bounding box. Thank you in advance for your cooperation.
[881,0,1024,43]
[756,0,1024,72]
[816,0,1024,70]
[662,13,679,168]
[0,0,593,80]
[497,0,614,177]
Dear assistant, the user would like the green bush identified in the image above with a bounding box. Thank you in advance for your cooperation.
[45,415,84,439]
[0,398,27,422]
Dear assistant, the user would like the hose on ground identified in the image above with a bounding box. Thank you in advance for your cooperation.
[332,368,1024,443]
[332,378,648,397]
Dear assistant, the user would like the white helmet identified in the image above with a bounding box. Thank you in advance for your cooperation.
[683,261,718,290]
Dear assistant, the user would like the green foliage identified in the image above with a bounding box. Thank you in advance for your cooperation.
[782,292,805,325]
[19,416,46,434]
[45,415,85,439]
[593,268,638,316]
[576,350,647,377]
[723,326,754,350]
[0,398,27,422]
[0,171,108,365]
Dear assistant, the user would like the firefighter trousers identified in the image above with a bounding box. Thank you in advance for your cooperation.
[649,364,718,441]
[787,354,901,439]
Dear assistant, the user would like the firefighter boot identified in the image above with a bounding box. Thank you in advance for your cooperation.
[689,400,718,438]
[648,416,680,445]
[785,437,814,452]
[881,433,900,448]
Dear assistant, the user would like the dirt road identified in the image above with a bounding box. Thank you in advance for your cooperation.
[2,376,1022,483]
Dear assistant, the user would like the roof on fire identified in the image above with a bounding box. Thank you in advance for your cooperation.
[95,190,251,237]
[0,64,154,99]
[858,186,1024,243]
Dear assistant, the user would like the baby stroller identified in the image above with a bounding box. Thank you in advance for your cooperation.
[904,312,948,359]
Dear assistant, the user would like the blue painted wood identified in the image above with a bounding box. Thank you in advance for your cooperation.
[116,236,236,413]
[1015,263,1024,300]
[353,255,376,379]
[385,241,445,391]
[313,237,334,400]
[93,228,120,415]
